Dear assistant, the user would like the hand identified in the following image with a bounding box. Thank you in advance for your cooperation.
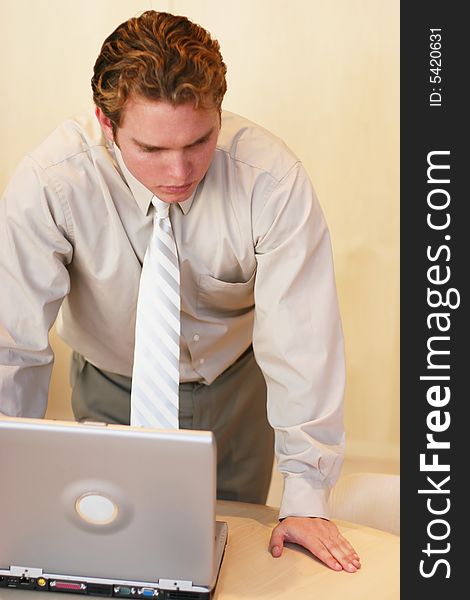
[269,516,361,572]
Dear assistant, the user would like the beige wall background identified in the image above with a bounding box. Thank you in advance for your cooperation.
[0,0,399,489]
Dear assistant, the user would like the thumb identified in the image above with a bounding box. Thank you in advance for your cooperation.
[269,524,286,558]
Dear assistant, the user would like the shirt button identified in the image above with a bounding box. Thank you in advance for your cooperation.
[199,358,205,365]
[193,334,200,342]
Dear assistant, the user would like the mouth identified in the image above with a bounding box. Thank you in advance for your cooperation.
[159,183,193,194]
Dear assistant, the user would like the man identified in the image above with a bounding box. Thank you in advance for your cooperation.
[0,11,360,572]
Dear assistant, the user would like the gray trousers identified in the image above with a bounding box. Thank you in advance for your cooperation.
[70,347,274,504]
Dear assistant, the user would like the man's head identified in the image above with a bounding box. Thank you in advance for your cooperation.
[92,11,227,203]
[91,10,227,130]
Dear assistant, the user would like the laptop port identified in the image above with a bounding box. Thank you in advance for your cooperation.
[166,592,203,600]
[137,588,157,597]
[87,583,113,596]
[50,580,87,593]
[36,577,49,590]
[19,576,35,589]
[136,588,163,598]
[113,586,135,597]
[0,576,6,587]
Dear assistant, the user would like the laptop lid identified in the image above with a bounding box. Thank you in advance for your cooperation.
[0,417,227,597]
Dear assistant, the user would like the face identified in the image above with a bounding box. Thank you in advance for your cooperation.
[96,96,220,203]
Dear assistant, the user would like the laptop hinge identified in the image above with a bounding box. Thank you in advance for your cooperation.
[9,566,43,578]
[158,579,193,591]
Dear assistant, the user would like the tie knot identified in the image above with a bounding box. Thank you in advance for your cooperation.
[152,197,169,219]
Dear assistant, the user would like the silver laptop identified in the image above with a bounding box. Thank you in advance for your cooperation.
[0,417,228,599]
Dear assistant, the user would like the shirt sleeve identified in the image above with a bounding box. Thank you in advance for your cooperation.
[0,157,73,416]
[252,162,345,519]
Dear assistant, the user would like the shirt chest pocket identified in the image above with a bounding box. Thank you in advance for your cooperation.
[196,270,256,318]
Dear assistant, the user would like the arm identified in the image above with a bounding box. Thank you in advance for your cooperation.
[252,163,359,571]
[0,157,73,416]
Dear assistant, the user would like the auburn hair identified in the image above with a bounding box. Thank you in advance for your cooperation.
[91,11,227,127]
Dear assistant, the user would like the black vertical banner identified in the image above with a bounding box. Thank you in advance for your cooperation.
[401,2,466,596]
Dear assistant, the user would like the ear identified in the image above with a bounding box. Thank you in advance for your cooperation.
[95,106,115,143]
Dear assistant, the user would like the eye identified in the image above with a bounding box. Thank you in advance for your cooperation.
[141,146,160,154]
[195,136,210,146]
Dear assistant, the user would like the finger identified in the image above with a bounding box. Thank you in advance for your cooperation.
[349,548,361,569]
[324,534,360,572]
[269,525,286,558]
[302,539,344,571]
[300,524,359,572]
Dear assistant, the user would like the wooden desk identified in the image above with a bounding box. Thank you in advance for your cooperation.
[215,500,399,599]
[0,501,400,600]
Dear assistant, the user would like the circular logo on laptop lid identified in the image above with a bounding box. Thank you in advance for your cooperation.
[75,493,118,525]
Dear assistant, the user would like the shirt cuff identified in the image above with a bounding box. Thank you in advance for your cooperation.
[279,475,331,520]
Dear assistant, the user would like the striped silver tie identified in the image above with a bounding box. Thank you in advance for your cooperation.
[130,197,180,428]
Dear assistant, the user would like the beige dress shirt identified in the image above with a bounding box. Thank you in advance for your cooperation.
[0,110,346,519]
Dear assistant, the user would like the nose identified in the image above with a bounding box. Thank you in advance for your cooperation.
[166,151,191,182]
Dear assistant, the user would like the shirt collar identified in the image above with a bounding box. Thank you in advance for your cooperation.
[112,143,195,216]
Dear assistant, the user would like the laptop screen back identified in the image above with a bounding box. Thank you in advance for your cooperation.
[0,418,217,587]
